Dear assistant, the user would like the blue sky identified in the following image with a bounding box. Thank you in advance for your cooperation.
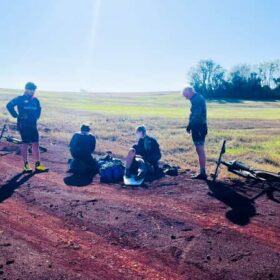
[0,0,279,92]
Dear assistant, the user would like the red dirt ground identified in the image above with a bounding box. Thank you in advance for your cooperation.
[0,143,279,280]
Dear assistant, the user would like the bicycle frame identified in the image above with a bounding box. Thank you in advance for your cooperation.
[0,124,47,153]
[212,140,280,183]
[212,140,226,182]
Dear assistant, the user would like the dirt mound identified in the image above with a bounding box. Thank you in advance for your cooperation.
[0,142,279,280]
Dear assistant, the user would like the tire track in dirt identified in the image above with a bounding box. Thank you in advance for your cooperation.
[2,155,279,250]
[0,198,195,280]
[18,166,279,251]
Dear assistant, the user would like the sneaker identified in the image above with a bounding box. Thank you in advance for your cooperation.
[23,162,32,173]
[35,163,49,172]
[191,173,207,180]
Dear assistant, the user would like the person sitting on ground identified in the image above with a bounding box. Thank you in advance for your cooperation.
[69,124,98,174]
[125,126,161,180]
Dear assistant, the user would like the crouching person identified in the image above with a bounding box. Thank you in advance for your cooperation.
[69,124,98,175]
[125,126,161,180]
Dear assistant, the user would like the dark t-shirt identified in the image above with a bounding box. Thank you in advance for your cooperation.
[133,135,161,165]
[189,94,207,128]
[70,132,96,156]
[6,95,41,129]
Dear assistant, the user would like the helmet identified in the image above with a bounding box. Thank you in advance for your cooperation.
[25,82,37,91]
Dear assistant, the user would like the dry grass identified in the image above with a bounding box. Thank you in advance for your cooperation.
[1,88,280,177]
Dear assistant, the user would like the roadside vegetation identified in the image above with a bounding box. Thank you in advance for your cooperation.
[1,88,280,177]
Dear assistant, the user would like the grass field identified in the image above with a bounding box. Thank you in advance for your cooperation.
[1,88,280,176]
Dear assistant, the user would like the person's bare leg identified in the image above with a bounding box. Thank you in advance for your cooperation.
[196,145,206,174]
[125,148,136,169]
[21,144,28,164]
[125,148,136,177]
[32,142,40,163]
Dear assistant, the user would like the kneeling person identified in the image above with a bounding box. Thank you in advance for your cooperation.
[125,126,161,180]
[69,124,98,174]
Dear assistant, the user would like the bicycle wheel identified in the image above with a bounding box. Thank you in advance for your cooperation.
[253,171,280,182]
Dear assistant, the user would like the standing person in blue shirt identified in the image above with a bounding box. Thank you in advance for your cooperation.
[182,87,208,180]
[6,82,47,173]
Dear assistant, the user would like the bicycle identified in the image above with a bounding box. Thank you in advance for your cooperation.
[212,140,280,184]
[0,124,47,153]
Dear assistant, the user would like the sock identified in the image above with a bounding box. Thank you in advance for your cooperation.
[200,168,206,175]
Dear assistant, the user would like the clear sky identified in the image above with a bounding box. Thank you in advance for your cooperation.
[0,0,279,92]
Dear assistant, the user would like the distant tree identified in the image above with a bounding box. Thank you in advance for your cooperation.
[229,64,251,82]
[258,60,280,89]
[274,77,280,88]
[188,59,226,96]
[225,64,272,99]
[187,59,280,100]
[227,64,253,98]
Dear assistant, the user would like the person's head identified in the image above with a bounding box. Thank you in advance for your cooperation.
[135,125,146,140]
[24,82,37,97]
[182,86,195,100]
[80,123,91,134]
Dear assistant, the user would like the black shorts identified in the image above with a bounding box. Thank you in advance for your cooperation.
[191,124,208,146]
[19,127,39,144]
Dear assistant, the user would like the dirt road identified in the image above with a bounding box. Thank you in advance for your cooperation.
[0,143,279,280]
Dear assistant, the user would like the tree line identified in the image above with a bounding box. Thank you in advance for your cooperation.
[188,59,280,100]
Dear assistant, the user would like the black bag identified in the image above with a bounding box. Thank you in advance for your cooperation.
[162,164,179,176]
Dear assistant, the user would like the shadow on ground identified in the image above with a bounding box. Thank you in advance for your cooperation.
[0,172,35,203]
[64,173,96,187]
[207,181,256,226]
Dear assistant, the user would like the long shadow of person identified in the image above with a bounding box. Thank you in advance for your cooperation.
[0,172,35,203]
[207,181,256,226]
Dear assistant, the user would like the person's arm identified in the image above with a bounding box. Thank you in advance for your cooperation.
[35,99,42,120]
[69,134,78,149]
[189,98,205,128]
[6,97,19,118]
[132,143,142,155]
[90,135,96,153]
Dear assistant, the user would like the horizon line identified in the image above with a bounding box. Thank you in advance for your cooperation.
[0,87,182,94]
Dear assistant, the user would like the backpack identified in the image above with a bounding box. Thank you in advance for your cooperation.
[98,154,125,183]
[144,136,161,163]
